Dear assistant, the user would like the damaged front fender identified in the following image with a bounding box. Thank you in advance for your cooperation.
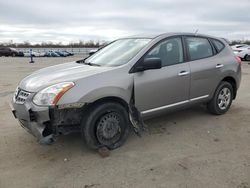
[128,87,146,136]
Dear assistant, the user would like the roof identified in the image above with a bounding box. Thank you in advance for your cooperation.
[123,32,220,39]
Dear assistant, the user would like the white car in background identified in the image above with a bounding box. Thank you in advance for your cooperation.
[233,46,250,61]
[231,44,249,51]
[23,51,45,57]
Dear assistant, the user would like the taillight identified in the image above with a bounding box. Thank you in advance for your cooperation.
[235,56,242,65]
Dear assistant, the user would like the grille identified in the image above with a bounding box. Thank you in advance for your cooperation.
[14,88,31,104]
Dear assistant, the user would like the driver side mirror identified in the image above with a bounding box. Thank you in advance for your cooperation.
[135,58,162,72]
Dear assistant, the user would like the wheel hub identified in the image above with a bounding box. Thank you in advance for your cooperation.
[96,112,121,146]
[218,87,231,110]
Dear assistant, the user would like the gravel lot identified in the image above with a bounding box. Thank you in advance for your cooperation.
[0,56,249,188]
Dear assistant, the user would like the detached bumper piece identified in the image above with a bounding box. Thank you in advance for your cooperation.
[18,119,55,144]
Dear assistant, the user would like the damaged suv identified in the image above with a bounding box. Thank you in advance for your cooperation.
[10,33,241,149]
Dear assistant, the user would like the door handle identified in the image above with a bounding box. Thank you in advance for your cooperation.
[216,64,224,68]
[178,71,190,76]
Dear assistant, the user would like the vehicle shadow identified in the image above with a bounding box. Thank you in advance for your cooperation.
[54,104,211,152]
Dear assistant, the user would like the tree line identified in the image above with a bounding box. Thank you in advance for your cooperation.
[0,40,107,48]
[1,39,250,48]
[230,40,250,45]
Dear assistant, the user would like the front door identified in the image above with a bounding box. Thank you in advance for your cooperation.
[133,37,190,114]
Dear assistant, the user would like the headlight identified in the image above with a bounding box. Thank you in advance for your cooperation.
[33,82,74,106]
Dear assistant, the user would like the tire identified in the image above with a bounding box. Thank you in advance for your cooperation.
[81,102,129,150]
[12,53,16,57]
[244,55,248,61]
[207,81,233,115]
[245,54,250,61]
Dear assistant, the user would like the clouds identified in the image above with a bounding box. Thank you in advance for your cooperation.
[0,0,250,43]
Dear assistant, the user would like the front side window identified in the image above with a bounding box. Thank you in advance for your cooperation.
[85,38,151,67]
[145,37,184,66]
[186,37,213,61]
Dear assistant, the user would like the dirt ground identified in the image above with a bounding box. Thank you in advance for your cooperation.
[0,56,249,188]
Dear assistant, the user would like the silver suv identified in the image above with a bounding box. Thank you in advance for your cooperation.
[10,33,241,150]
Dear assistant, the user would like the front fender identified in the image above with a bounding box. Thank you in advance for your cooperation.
[56,67,134,105]
[78,86,132,104]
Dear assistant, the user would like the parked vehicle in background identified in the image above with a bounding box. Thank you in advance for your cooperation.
[23,51,45,57]
[60,51,69,57]
[17,51,24,57]
[231,44,249,50]
[45,51,60,57]
[33,51,45,57]
[55,51,67,57]
[61,50,74,56]
[11,33,242,150]
[23,52,31,57]
[0,47,19,57]
[0,48,75,57]
[233,46,250,61]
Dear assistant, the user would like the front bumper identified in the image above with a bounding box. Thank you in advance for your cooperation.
[10,93,55,144]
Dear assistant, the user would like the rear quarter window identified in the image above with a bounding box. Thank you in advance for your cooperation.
[211,39,225,53]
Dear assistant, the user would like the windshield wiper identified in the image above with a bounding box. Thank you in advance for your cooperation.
[76,59,85,64]
[83,62,101,66]
[76,59,100,66]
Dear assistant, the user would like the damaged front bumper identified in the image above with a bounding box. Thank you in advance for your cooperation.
[10,90,84,144]
[10,94,55,144]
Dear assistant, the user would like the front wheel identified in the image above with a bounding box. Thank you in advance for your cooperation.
[207,81,233,115]
[81,102,129,150]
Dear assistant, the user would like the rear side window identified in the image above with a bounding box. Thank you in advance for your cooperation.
[185,37,213,61]
[211,39,225,52]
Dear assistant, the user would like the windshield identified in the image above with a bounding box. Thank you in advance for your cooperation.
[84,38,151,67]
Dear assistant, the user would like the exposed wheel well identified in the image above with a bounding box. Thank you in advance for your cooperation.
[87,97,129,111]
[222,77,237,99]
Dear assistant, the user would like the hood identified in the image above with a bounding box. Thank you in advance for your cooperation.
[19,62,112,92]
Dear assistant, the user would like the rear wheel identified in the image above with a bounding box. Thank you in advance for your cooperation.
[207,81,233,115]
[81,102,129,150]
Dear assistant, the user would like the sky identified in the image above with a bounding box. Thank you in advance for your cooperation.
[0,0,250,44]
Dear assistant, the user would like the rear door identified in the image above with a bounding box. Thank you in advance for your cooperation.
[184,36,224,100]
[133,37,190,114]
